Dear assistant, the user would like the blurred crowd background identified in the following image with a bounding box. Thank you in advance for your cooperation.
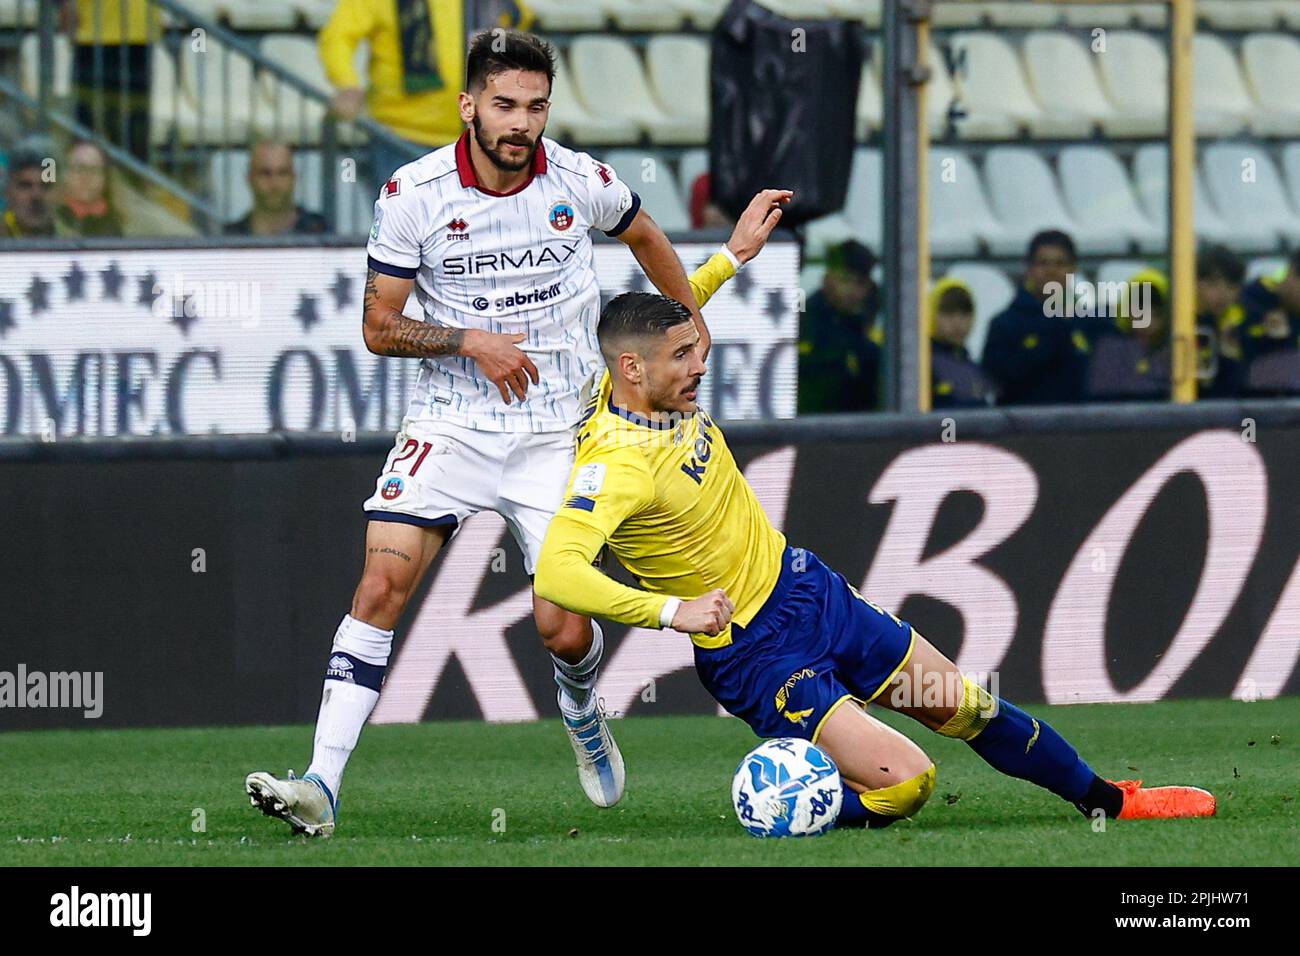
[1,0,1299,411]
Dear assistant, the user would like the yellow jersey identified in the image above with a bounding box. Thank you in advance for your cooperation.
[535,372,787,650]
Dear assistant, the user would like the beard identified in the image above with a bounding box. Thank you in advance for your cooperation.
[471,114,536,173]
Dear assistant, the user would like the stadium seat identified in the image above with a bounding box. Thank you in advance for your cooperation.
[676,148,709,210]
[644,36,710,145]
[1132,144,1266,253]
[1095,31,1167,138]
[803,213,858,260]
[985,146,1126,256]
[218,0,299,30]
[164,0,221,28]
[1241,34,1300,137]
[569,36,699,144]
[295,0,335,30]
[1022,31,1117,138]
[1202,143,1300,247]
[148,44,179,147]
[1063,3,1165,28]
[753,1,837,17]
[931,1,986,28]
[602,0,686,30]
[799,263,826,302]
[981,3,1062,28]
[827,0,882,28]
[1282,143,1300,214]
[19,33,71,100]
[1193,34,1253,137]
[941,263,1016,362]
[929,149,1007,257]
[0,0,37,27]
[547,50,639,145]
[925,43,957,138]
[1197,1,1283,30]
[1095,259,1152,289]
[669,0,729,29]
[175,37,257,144]
[601,149,691,232]
[843,146,884,250]
[855,58,882,139]
[1058,146,1164,254]
[946,33,1046,140]
[526,0,607,31]
[1277,1,1300,30]
[257,35,330,146]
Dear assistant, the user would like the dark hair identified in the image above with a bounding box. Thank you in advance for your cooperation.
[1026,229,1077,264]
[1197,244,1245,285]
[6,139,50,177]
[597,293,693,364]
[936,286,974,314]
[465,29,556,95]
[827,239,876,278]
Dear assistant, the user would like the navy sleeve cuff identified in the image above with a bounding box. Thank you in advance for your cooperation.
[368,256,418,279]
[604,192,641,238]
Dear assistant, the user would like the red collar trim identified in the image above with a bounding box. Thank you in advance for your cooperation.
[455,130,547,196]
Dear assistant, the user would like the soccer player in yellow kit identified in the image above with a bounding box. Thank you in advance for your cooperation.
[535,293,1218,828]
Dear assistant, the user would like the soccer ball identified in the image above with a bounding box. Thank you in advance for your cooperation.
[731,738,842,837]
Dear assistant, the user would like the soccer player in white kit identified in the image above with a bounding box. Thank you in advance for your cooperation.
[244,29,790,836]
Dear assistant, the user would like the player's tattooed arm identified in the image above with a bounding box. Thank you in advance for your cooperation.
[362,268,464,357]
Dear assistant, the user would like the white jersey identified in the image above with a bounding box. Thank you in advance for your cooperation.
[366,131,640,433]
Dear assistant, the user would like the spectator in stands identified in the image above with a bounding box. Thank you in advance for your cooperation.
[1196,244,1246,399]
[928,277,992,409]
[1086,268,1171,402]
[1237,249,1300,395]
[2,141,57,239]
[798,240,882,414]
[320,0,534,191]
[61,0,158,164]
[56,140,124,237]
[689,172,733,230]
[224,142,327,237]
[981,230,1095,405]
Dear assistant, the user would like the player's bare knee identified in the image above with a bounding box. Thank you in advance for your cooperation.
[351,572,410,625]
[539,614,590,661]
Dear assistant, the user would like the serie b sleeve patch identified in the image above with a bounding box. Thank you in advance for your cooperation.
[573,463,607,496]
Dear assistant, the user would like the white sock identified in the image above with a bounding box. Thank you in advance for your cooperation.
[553,621,603,720]
[306,614,393,801]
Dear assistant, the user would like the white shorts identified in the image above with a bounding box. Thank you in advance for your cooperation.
[362,418,576,575]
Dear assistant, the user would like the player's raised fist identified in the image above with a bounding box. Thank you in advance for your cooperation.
[464,329,542,405]
[673,589,735,636]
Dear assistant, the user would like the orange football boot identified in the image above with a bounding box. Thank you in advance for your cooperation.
[1109,779,1217,819]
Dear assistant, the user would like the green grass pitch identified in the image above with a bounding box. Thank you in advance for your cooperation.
[1,698,1296,866]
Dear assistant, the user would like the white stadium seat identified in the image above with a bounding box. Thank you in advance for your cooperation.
[985,146,1128,256]
[1197,1,1284,30]
[218,0,299,30]
[568,36,700,144]
[1241,34,1300,137]
[1057,146,1164,254]
[527,0,606,31]
[929,149,1007,257]
[602,0,685,30]
[295,0,336,30]
[1022,31,1117,138]
[601,149,691,232]
[1201,143,1300,246]
[669,0,729,29]
[676,148,709,209]
[547,50,639,145]
[941,263,1016,362]
[803,213,858,260]
[256,35,330,146]
[946,33,1045,140]
[1193,34,1253,137]
[149,44,179,146]
[1063,3,1165,28]
[1095,260,1153,290]
[644,36,710,145]
[1133,145,1265,253]
[932,1,987,28]
[175,38,256,144]
[1282,143,1300,214]
[925,43,957,138]
[0,0,37,27]
[1095,31,1167,138]
[855,59,882,139]
[19,33,71,100]
[982,3,1062,28]
[843,147,884,250]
